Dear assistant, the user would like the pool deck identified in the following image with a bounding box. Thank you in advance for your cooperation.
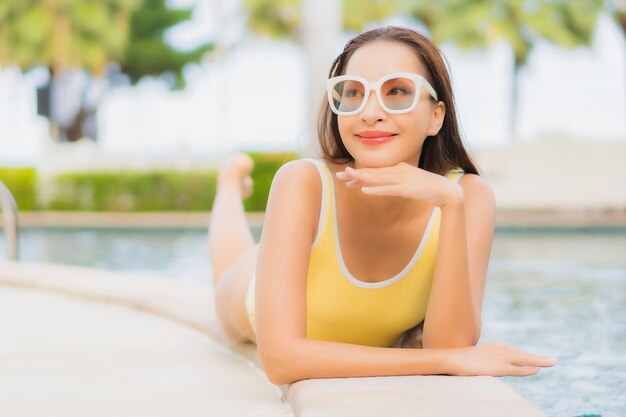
[0,260,548,416]
[7,209,626,229]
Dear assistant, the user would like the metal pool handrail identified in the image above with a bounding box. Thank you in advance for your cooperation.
[0,180,18,260]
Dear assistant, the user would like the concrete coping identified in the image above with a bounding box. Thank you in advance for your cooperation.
[2,209,625,229]
[0,261,547,417]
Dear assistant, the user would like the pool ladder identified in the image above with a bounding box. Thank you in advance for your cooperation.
[0,180,18,260]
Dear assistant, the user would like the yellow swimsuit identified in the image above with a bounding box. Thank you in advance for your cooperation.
[245,159,464,347]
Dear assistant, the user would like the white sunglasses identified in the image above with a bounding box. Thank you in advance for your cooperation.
[326,72,438,116]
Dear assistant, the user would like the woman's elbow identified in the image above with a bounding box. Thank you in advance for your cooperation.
[258,343,302,385]
[260,351,292,384]
[264,367,294,385]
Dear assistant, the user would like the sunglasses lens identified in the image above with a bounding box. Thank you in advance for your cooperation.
[329,76,419,114]
[381,77,417,111]
[330,80,365,114]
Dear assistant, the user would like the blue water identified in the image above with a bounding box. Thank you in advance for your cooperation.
[1,228,625,417]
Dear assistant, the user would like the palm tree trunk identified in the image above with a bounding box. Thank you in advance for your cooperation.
[510,63,519,143]
[511,49,526,144]
[617,12,626,133]
[301,0,342,156]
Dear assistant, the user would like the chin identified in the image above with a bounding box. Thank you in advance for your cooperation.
[351,149,415,168]
[353,155,400,169]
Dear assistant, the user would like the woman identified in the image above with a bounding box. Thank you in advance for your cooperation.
[208,26,556,385]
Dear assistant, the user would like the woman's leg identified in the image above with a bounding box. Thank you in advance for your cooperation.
[209,153,255,285]
[214,246,258,343]
[209,153,258,343]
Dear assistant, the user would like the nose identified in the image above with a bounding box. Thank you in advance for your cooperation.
[360,91,386,123]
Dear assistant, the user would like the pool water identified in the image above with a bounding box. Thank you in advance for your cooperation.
[485,232,626,417]
[1,228,625,417]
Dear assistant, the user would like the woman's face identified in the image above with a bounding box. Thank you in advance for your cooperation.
[338,41,444,168]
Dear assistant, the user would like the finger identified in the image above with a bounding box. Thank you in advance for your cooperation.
[511,354,557,368]
[345,166,397,186]
[336,173,364,189]
[336,170,371,187]
[335,171,351,181]
[502,345,557,364]
[361,185,404,197]
[507,366,540,377]
[347,165,408,175]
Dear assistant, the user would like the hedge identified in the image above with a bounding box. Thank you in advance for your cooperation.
[48,151,298,211]
[245,151,298,211]
[49,171,218,211]
[0,168,38,210]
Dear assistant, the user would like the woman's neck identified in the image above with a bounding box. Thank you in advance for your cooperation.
[339,156,425,223]
[340,180,423,225]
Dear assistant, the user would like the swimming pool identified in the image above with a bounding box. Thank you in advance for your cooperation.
[1,227,625,417]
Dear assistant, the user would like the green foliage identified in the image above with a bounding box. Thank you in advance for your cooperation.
[1,0,213,141]
[49,171,218,211]
[0,168,38,211]
[405,0,603,139]
[121,0,213,89]
[241,0,603,68]
[243,0,300,39]
[408,0,603,67]
[0,0,211,86]
[609,0,625,37]
[242,0,408,39]
[244,151,298,211]
[45,152,297,212]
[343,0,407,33]
[0,0,141,72]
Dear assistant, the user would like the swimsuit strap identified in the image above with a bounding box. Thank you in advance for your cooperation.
[302,159,333,249]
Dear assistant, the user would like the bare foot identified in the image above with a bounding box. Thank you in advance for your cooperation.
[218,153,254,198]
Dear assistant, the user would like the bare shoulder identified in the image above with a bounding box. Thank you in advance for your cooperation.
[265,159,324,240]
[272,159,323,189]
[459,173,494,204]
[458,173,495,226]
[269,159,324,206]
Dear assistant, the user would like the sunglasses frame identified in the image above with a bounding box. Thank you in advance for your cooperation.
[326,72,438,116]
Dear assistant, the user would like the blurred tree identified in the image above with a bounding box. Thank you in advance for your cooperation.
[242,0,603,142]
[609,0,626,126]
[0,0,138,140]
[410,0,604,141]
[0,0,212,141]
[243,0,405,39]
[121,0,213,90]
[243,0,300,39]
[611,0,626,35]
[0,0,135,74]
[243,0,408,153]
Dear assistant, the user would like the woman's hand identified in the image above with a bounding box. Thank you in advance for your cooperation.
[446,342,557,377]
[335,163,463,207]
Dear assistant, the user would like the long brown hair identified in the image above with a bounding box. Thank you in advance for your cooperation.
[317,26,479,176]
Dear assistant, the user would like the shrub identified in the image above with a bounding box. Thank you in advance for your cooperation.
[49,171,219,211]
[0,168,38,210]
[46,151,298,212]
[245,151,298,211]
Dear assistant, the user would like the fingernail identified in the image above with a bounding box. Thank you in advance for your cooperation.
[345,166,354,172]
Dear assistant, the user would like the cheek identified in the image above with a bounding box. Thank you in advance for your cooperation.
[337,117,353,141]
[400,113,430,137]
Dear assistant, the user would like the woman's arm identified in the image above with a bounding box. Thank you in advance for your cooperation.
[421,174,494,348]
[255,161,553,385]
[335,165,493,348]
[265,338,553,385]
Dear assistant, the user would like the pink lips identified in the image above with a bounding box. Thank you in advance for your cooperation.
[356,130,397,145]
